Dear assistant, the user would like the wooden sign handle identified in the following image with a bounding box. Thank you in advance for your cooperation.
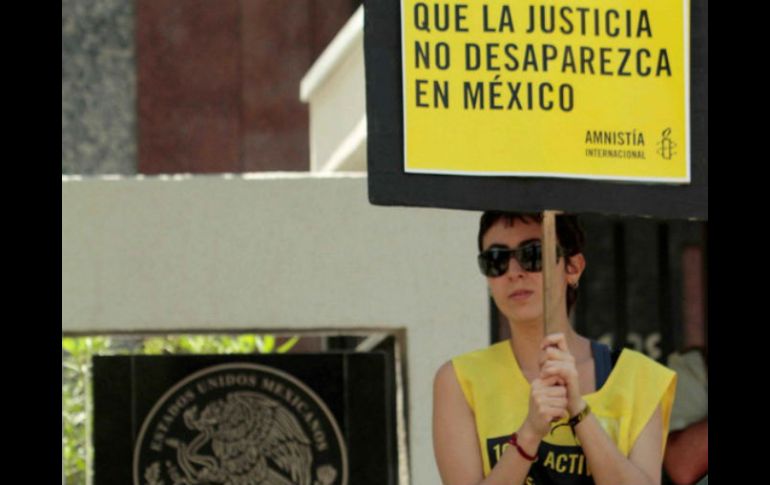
[542,210,561,337]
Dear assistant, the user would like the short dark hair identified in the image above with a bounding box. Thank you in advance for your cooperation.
[477,211,586,313]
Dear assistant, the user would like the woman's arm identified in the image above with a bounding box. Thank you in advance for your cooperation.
[433,361,567,485]
[540,333,665,485]
[572,402,664,485]
[663,418,708,484]
[433,361,486,485]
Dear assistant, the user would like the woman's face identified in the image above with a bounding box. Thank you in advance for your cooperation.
[481,218,581,325]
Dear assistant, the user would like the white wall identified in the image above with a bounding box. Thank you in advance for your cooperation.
[62,172,488,484]
[300,6,366,173]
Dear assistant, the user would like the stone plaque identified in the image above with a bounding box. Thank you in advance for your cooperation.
[93,353,397,485]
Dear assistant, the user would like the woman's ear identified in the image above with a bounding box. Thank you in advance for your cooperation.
[566,253,586,277]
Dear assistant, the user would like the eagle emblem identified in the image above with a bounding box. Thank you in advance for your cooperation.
[165,391,313,485]
[134,363,347,485]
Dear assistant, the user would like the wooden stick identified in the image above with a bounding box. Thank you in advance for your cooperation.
[542,210,561,337]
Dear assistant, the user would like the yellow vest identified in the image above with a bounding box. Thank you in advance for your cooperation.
[452,341,676,483]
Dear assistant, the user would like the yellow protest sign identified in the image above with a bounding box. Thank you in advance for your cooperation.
[402,0,690,182]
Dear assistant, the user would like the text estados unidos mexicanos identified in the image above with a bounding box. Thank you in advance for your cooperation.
[409,3,673,113]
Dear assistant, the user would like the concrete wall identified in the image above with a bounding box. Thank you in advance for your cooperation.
[62,173,488,484]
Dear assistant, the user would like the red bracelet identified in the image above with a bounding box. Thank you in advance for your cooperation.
[507,432,538,462]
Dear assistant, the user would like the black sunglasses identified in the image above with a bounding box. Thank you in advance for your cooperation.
[477,241,564,277]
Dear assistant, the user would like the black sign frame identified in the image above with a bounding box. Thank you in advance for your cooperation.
[364,0,708,221]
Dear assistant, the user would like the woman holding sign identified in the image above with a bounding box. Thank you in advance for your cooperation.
[433,211,676,485]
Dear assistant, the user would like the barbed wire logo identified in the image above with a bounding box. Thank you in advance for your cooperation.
[656,128,677,160]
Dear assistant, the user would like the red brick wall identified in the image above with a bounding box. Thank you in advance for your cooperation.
[136,0,356,174]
